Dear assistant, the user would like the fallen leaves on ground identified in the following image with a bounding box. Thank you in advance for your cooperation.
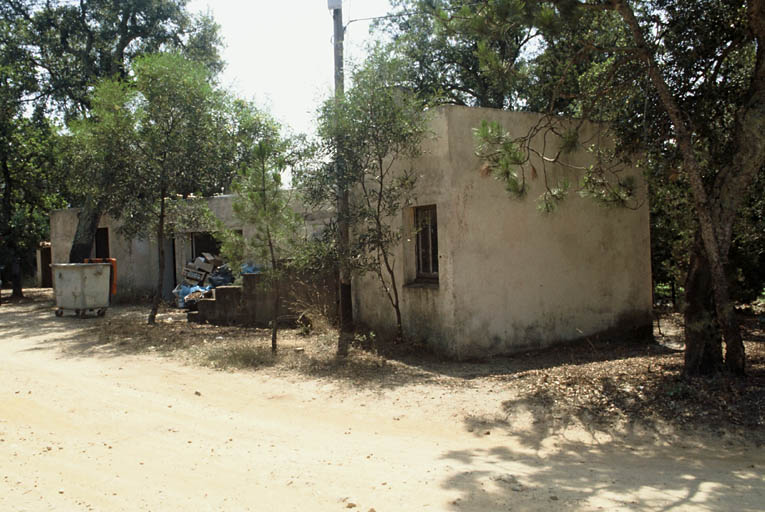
[33,289,765,443]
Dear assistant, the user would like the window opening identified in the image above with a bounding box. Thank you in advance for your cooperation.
[415,205,438,280]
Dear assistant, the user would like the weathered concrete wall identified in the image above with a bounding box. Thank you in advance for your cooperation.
[353,106,653,358]
[50,209,159,299]
[352,111,458,353]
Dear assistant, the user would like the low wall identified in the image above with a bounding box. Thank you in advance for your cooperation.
[190,271,337,327]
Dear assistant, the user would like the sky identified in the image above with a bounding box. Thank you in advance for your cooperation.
[187,0,393,136]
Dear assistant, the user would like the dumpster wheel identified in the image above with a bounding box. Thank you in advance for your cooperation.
[55,308,64,317]
[97,308,106,317]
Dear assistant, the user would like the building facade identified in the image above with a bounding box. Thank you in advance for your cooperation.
[352,106,653,358]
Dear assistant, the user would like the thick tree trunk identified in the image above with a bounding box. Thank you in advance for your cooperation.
[69,202,104,263]
[683,241,724,375]
[692,198,746,375]
[614,0,751,375]
[148,195,166,325]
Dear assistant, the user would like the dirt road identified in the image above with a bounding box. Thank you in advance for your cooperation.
[1,294,763,511]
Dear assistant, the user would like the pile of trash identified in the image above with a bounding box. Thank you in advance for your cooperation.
[172,252,235,309]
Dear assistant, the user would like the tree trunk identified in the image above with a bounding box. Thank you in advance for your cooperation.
[337,189,353,358]
[381,250,404,341]
[393,302,403,341]
[614,0,748,375]
[148,195,166,325]
[670,279,676,310]
[690,197,746,375]
[10,257,23,298]
[69,201,104,263]
[266,228,280,354]
[683,241,724,375]
[271,278,280,353]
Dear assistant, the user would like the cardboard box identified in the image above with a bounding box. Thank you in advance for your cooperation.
[202,252,224,267]
[182,266,207,284]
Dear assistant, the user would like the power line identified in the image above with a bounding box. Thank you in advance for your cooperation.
[345,1,488,28]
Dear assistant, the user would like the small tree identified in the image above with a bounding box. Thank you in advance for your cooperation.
[306,49,429,341]
[77,52,236,324]
[64,78,142,252]
[219,102,303,352]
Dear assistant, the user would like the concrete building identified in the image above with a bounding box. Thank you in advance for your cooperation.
[50,208,173,300]
[49,105,651,359]
[49,194,330,300]
[351,106,652,358]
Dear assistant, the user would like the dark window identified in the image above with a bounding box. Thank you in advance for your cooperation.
[415,205,438,280]
[95,227,110,258]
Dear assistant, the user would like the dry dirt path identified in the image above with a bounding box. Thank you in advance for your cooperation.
[1,294,763,511]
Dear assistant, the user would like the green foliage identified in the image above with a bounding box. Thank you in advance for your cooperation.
[537,177,570,213]
[0,12,66,282]
[298,48,430,335]
[473,120,527,197]
[0,115,65,277]
[578,171,635,207]
[728,166,765,303]
[63,79,140,219]
[375,0,538,108]
[316,47,428,268]
[64,51,237,321]
[108,52,236,241]
[219,101,303,280]
[219,101,313,349]
[1,0,223,288]
[9,0,223,118]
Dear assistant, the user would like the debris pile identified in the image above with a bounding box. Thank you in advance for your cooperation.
[173,252,235,309]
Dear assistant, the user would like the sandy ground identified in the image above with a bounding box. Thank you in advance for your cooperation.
[1,292,763,511]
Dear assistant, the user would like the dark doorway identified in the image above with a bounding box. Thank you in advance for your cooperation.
[40,245,52,288]
[191,232,221,259]
[95,227,110,258]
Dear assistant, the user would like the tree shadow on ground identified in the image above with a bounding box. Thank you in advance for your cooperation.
[0,291,110,349]
[2,294,435,388]
[454,338,765,449]
[6,292,764,431]
[435,431,764,511]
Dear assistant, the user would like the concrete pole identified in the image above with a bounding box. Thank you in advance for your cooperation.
[332,4,353,346]
[333,7,344,98]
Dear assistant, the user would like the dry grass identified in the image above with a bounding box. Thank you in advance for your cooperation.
[87,304,418,387]
[16,289,764,442]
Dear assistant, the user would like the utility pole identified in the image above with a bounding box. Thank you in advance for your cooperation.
[329,0,353,354]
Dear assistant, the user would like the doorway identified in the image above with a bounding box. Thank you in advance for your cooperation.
[95,227,110,258]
